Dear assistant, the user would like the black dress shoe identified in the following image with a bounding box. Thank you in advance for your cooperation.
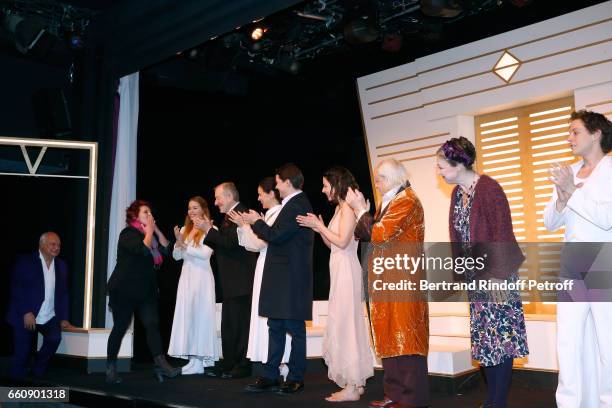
[204,367,222,378]
[244,377,280,393]
[223,368,251,379]
[277,380,304,395]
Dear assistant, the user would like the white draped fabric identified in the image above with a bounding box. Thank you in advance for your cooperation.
[105,72,139,328]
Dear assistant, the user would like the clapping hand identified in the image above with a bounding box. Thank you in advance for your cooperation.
[549,163,582,211]
[227,210,245,227]
[549,163,582,194]
[193,216,213,234]
[296,213,324,232]
[173,226,186,250]
[240,210,264,225]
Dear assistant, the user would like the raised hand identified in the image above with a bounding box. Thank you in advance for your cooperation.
[549,163,582,194]
[143,214,156,235]
[227,210,245,226]
[296,213,324,232]
[193,216,212,234]
[241,210,263,225]
[173,225,182,241]
[345,187,368,214]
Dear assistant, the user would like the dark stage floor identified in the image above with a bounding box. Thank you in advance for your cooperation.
[0,358,556,408]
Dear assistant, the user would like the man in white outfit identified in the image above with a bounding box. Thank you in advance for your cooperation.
[543,110,612,408]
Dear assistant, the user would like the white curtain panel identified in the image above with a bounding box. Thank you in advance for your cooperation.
[105,72,139,328]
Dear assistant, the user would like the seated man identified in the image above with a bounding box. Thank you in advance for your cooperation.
[6,232,71,378]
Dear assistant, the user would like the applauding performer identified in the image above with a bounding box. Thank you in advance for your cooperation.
[196,183,257,379]
[297,166,374,402]
[242,164,314,395]
[346,159,430,408]
[168,196,219,374]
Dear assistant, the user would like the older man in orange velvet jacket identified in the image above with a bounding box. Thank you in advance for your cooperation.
[347,158,429,408]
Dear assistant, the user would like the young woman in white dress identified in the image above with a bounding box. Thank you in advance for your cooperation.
[297,166,374,402]
[228,177,291,379]
[168,196,219,374]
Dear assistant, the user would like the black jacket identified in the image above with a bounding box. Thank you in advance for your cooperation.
[107,226,169,300]
[252,192,314,320]
[203,202,257,299]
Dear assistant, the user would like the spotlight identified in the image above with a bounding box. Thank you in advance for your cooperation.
[188,48,199,59]
[69,33,83,49]
[275,54,300,74]
[420,0,464,18]
[382,33,402,52]
[251,27,267,41]
[4,13,47,54]
[343,18,378,45]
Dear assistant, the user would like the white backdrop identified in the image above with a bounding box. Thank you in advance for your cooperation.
[105,72,139,328]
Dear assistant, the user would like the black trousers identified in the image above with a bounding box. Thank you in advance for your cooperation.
[220,294,251,373]
[382,354,430,407]
[107,293,163,361]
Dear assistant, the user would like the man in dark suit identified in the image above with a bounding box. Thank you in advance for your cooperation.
[241,163,314,395]
[6,232,72,378]
[197,182,257,379]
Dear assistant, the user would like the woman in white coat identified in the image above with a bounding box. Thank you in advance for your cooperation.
[168,196,219,374]
[228,177,291,378]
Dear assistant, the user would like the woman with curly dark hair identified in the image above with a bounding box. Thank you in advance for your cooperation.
[105,200,180,383]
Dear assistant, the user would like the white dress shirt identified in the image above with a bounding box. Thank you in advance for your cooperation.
[357,185,402,221]
[36,251,56,325]
[543,156,612,242]
[281,190,302,207]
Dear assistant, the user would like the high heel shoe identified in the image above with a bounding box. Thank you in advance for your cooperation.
[153,355,181,382]
[105,361,122,384]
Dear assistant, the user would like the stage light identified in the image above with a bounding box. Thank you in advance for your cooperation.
[69,33,83,49]
[382,33,402,52]
[276,54,300,74]
[343,18,378,45]
[251,27,267,41]
[420,0,463,18]
[3,13,47,54]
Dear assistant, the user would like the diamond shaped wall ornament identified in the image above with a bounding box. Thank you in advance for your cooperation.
[493,50,522,83]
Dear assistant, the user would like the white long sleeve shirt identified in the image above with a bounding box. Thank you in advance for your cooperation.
[543,156,612,242]
[36,251,56,325]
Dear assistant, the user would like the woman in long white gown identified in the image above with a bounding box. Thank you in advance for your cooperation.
[297,166,374,402]
[168,196,219,374]
[228,177,291,377]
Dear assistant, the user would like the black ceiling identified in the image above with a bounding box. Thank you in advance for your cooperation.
[139,0,607,91]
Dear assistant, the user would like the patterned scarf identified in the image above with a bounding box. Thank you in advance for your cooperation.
[129,220,163,266]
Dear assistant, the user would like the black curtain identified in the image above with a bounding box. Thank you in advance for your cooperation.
[86,0,302,327]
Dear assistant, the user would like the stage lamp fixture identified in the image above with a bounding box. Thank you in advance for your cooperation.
[4,13,47,54]
[251,27,267,41]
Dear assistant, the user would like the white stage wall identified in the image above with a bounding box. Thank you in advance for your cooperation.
[356,1,612,370]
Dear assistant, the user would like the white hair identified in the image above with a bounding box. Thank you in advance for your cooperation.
[376,159,408,188]
[39,231,59,245]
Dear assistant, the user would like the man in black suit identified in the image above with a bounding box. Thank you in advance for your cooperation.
[197,182,257,379]
[241,163,314,395]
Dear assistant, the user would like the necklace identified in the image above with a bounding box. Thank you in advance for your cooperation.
[461,174,479,207]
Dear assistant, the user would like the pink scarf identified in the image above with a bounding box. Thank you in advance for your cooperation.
[129,220,163,266]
